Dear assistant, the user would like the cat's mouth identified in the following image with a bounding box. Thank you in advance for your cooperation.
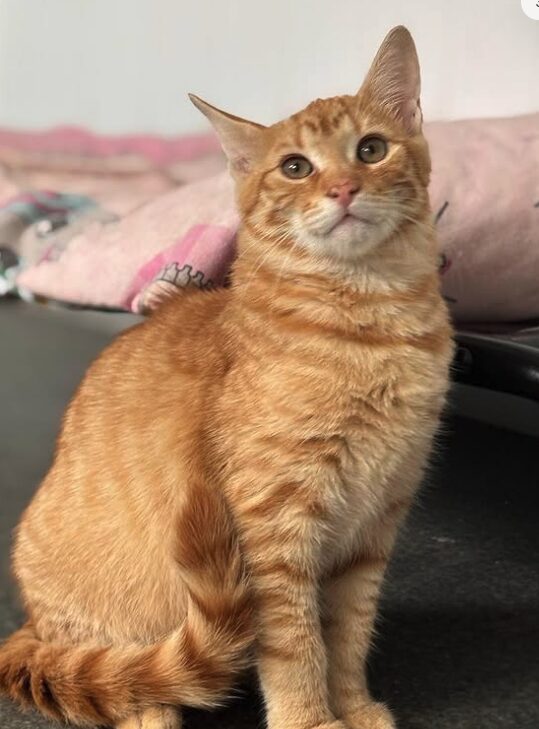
[327,211,374,233]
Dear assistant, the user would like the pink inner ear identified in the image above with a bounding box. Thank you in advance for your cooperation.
[232,156,250,174]
[404,98,422,133]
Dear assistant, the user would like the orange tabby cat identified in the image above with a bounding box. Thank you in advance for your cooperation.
[0,26,452,729]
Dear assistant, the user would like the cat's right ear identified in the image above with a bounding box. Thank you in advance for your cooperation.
[357,26,422,134]
[189,94,266,179]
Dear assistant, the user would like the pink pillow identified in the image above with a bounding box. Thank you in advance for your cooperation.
[15,113,539,322]
[428,113,539,322]
[17,171,238,311]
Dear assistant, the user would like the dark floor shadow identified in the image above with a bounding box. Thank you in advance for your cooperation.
[183,601,539,729]
[370,603,539,728]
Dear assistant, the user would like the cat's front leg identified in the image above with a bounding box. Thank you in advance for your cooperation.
[323,511,407,729]
[242,519,345,729]
[323,555,395,729]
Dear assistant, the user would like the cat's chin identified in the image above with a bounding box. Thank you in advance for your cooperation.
[297,217,395,264]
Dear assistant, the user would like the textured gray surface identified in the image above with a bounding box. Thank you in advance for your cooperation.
[1,300,538,728]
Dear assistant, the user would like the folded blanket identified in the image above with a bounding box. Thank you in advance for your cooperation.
[1,115,538,322]
[0,126,225,301]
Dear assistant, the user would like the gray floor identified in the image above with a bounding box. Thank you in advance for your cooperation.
[1,300,538,729]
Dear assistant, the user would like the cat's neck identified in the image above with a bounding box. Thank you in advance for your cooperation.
[228,223,445,341]
[231,222,440,304]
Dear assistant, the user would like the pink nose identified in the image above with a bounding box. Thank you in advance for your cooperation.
[326,180,359,208]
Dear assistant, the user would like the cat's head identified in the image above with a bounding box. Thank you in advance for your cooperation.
[190,26,430,264]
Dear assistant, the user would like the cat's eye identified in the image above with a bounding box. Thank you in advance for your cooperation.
[281,155,313,179]
[357,136,388,164]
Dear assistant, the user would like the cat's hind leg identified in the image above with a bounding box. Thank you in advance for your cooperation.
[116,706,181,729]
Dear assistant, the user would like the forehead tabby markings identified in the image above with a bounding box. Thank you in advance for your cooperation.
[290,97,354,138]
[329,110,347,128]
[301,119,318,134]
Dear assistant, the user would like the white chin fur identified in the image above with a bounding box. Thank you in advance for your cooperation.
[288,195,404,263]
[294,213,399,263]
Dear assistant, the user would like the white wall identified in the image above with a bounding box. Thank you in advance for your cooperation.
[0,0,537,134]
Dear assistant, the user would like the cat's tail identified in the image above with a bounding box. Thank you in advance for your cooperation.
[0,482,254,726]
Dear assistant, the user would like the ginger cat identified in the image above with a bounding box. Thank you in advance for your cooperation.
[0,26,453,729]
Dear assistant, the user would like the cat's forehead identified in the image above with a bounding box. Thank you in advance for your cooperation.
[293,96,356,132]
[272,95,361,152]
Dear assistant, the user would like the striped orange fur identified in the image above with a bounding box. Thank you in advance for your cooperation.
[0,27,452,729]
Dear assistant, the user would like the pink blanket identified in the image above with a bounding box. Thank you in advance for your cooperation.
[1,115,538,322]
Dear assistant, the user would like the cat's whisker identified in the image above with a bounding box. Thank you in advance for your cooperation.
[271,237,303,295]
[239,228,294,301]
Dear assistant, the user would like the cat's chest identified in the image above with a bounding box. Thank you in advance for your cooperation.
[311,351,447,543]
[325,349,444,437]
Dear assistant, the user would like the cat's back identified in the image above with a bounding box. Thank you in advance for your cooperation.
[13,287,232,639]
[45,286,231,488]
[61,286,230,443]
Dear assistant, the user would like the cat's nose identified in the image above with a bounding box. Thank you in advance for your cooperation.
[326,180,359,208]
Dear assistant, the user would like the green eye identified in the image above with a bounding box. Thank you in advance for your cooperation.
[357,136,388,164]
[281,155,313,179]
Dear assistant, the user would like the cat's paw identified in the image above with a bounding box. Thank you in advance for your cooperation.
[312,721,348,729]
[279,718,348,729]
[116,706,181,729]
[343,703,396,729]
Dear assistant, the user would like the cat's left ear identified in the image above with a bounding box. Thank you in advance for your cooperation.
[358,26,422,134]
[189,94,266,179]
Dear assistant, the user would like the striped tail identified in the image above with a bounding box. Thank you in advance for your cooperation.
[0,483,253,726]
